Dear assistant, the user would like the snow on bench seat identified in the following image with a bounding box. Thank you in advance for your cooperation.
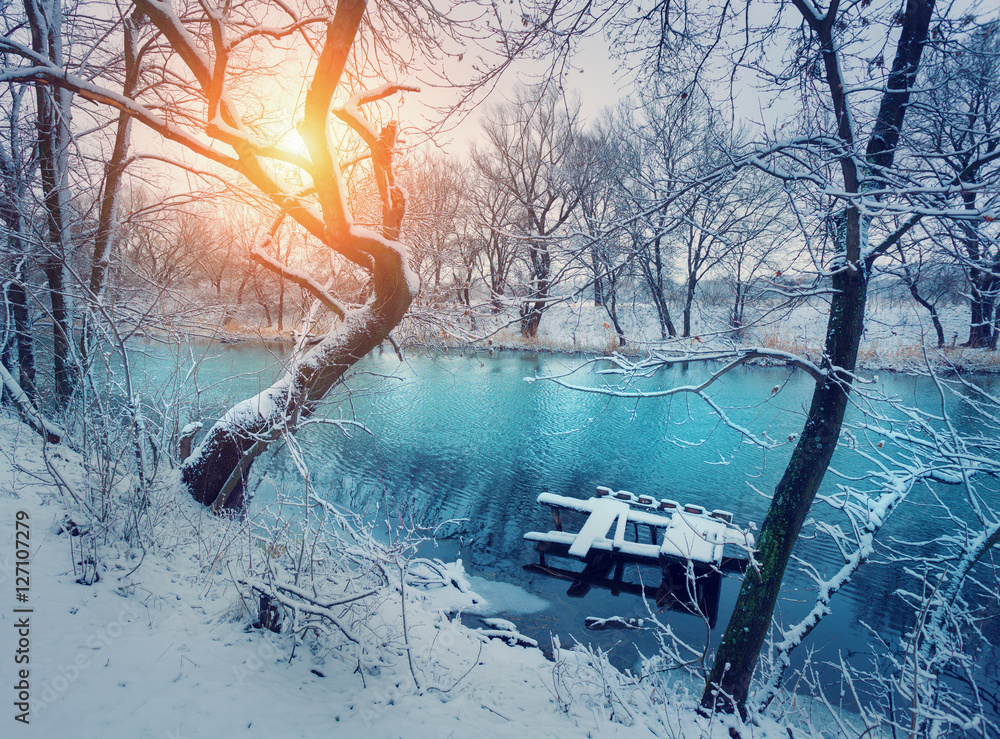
[538,493,675,527]
[524,530,662,560]
[531,492,755,566]
[659,513,727,562]
[567,498,630,558]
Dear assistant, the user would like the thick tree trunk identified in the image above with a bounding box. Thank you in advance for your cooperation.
[730,280,748,332]
[236,273,250,305]
[520,241,550,338]
[176,0,415,514]
[701,0,934,715]
[28,0,75,408]
[965,267,994,348]
[653,291,677,340]
[959,178,993,348]
[520,300,545,338]
[182,261,413,512]
[702,220,868,712]
[592,245,604,307]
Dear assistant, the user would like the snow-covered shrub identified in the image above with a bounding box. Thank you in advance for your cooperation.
[239,497,406,676]
[547,637,647,727]
[232,435,478,689]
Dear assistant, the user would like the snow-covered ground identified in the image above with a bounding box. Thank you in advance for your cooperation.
[0,415,850,738]
[171,282,1000,375]
[10,283,990,737]
[440,298,1000,374]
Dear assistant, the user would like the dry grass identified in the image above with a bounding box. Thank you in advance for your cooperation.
[755,326,816,360]
[757,328,1000,375]
[146,291,1000,375]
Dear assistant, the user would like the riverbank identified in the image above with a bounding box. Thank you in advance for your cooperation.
[406,297,1000,374]
[0,413,827,738]
[149,286,1000,375]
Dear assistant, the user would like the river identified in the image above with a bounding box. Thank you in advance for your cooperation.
[130,339,1000,708]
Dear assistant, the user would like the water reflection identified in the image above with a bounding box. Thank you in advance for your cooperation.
[525,557,724,629]
[129,341,1000,704]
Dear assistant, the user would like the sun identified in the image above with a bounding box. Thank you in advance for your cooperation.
[275,123,311,161]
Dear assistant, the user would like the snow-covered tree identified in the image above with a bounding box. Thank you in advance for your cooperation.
[513,0,985,717]
[1,0,139,417]
[471,84,585,338]
[402,151,472,303]
[0,0,519,510]
[905,21,1000,349]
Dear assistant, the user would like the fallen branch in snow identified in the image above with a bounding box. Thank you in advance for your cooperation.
[0,361,64,443]
[473,617,538,648]
[243,577,375,645]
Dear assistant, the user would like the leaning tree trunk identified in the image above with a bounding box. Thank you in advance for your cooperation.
[12,0,420,502]
[639,236,677,339]
[652,289,677,339]
[702,213,868,712]
[182,255,413,512]
[126,0,421,513]
[906,280,946,348]
[898,249,946,349]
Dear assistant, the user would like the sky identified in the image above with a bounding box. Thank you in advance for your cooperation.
[424,31,635,154]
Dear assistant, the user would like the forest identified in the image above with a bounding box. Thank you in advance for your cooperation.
[2,0,1000,736]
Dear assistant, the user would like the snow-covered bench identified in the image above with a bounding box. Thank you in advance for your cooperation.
[529,491,753,567]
